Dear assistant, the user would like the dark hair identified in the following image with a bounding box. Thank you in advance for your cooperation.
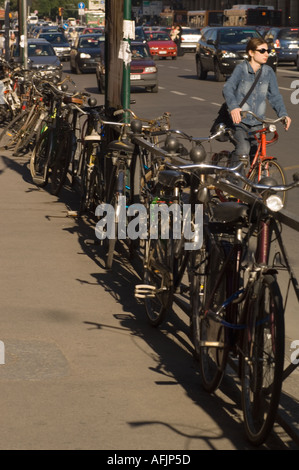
[246,37,266,55]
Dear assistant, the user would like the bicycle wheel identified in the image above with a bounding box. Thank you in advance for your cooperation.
[80,145,104,214]
[50,131,72,196]
[196,235,229,392]
[142,237,174,327]
[30,129,52,187]
[0,110,29,150]
[13,112,41,156]
[246,159,287,205]
[241,274,284,446]
[104,167,126,270]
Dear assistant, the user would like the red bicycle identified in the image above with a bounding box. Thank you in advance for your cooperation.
[212,111,287,204]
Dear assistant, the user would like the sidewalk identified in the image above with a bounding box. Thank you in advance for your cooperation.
[0,149,298,450]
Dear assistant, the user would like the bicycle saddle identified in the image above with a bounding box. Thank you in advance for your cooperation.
[107,139,135,154]
[212,201,249,224]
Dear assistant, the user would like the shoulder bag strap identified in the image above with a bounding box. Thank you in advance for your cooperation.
[239,65,262,108]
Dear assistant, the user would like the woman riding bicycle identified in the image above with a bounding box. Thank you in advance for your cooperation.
[223,37,291,168]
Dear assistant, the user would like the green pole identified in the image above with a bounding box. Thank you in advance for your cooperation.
[123,0,131,123]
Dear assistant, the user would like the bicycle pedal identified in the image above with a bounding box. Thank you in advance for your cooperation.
[84,132,101,141]
[199,340,225,348]
[135,284,156,299]
[67,210,79,218]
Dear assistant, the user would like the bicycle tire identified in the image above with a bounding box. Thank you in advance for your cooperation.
[13,112,41,156]
[30,129,52,187]
[142,237,174,327]
[245,159,287,205]
[105,169,124,270]
[197,235,229,393]
[0,110,29,150]
[79,145,103,214]
[50,132,72,196]
[241,274,284,446]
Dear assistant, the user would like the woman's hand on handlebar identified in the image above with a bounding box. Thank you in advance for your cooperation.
[283,115,291,131]
[230,107,242,125]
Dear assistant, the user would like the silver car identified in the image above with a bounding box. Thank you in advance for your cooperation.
[11,38,63,79]
[180,27,202,53]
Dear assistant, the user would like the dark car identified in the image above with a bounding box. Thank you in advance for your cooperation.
[135,26,147,42]
[37,32,71,61]
[30,25,60,38]
[96,41,158,93]
[11,38,62,79]
[70,33,104,74]
[264,27,299,64]
[195,26,277,81]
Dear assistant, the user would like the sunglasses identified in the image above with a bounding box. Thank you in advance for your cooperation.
[255,48,270,54]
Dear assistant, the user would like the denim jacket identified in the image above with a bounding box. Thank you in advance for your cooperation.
[223,61,288,126]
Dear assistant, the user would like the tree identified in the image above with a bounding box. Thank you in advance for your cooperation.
[8,0,74,20]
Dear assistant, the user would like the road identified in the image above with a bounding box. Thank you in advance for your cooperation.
[0,53,298,451]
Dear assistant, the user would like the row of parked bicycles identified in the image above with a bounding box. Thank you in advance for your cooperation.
[1,57,298,446]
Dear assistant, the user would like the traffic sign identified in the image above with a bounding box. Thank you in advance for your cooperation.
[78,2,85,8]
[63,23,68,30]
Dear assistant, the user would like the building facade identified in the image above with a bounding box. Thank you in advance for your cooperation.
[164,1,299,26]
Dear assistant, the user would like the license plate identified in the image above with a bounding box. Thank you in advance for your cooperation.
[159,51,167,54]
[131,74,141,80]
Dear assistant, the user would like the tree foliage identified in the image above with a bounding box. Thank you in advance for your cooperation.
[7,0,79,20]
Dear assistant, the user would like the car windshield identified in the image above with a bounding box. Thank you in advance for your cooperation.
[219,29,260,45]
[145,32,171,41]
[182,28,201,35]
[279,29,299,40]
[78,37,103,48]
[40,34,68,44]
[13,43,55,56]
[131,45,151,58]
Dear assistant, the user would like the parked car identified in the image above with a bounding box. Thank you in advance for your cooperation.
[96,41,158,93]
[11,38,62,79]
[195,26,277,81]
[144,30,177,60]
[37,32,71,61]
[180,27,202,53]
[70,33,104,74]
[264,27,299,64]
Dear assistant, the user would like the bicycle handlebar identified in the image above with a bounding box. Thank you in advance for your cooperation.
[240,110,287,126]
[166,160,299,194]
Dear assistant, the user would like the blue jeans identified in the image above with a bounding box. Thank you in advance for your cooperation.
[231,122,262,167]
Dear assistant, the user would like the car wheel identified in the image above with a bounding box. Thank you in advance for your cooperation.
[196,57,207,80]
[214,60,225,82]
[297,57,299,71]
[150,84,158,93]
